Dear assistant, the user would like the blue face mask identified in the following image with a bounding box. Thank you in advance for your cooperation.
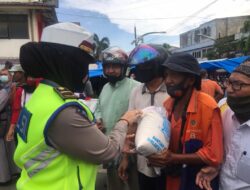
[0,75,9,83]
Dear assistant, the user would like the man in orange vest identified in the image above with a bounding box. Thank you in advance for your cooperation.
[147,53,223,190]
[200,69,224,102]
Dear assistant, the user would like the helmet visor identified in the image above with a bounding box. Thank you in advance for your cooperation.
[128,44,160,65]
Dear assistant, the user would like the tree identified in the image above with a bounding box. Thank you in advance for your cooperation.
[245,35,250,55]
[205,35,236,59]
[162,43,172,55]
[242,20,250,33]
[93,33,110,60]
[162,43,171,50]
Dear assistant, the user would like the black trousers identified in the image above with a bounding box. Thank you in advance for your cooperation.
[138,171,166,190]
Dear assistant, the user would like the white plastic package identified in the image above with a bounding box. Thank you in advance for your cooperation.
[135,106,171,156]
[135,106,171,176]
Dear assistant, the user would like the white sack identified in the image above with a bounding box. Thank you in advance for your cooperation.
[135,106,171,156]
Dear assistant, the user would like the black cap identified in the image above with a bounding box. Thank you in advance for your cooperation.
[233,58,250,77]
[162,53,201,76]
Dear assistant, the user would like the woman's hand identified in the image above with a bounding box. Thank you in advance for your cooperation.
[120,110,142,126]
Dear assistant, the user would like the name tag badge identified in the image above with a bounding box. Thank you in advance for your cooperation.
[16,107,32,143]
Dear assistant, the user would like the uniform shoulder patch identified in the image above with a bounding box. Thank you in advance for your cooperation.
[54,87,78,100]
[16,107,32,143]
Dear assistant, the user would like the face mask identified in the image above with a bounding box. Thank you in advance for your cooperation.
[167,81,188,99]
[106,75,122,85]
[0,75,9,83]
[227,96,250,122]
[135,68,157,83]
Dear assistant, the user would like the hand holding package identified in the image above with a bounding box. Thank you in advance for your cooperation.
[135,106,171,156]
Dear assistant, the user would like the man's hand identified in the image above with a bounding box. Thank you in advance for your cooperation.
[5,124,15,141]
[122,134,136,154]
[147,149,175,167]
[195,166,219,190]
[118,155,129,181]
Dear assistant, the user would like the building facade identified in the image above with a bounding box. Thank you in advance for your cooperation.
[0,0,58,67]
[174,15,250,61]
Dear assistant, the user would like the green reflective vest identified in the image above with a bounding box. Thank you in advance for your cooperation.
[14,82,97,190]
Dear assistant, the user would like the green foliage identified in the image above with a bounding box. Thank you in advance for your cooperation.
[245,36,250,55]
[162,43,171,50]
[213,35,235,58]
[205,19,250,60]
[242,20,250,33]
[205,49,218,60]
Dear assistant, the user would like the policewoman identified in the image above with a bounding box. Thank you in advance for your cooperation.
[14,23,141,190]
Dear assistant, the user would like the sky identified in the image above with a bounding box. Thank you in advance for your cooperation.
[56,0,250,52]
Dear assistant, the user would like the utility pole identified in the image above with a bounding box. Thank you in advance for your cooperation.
[131,31,167,46]
[134,25,138,47]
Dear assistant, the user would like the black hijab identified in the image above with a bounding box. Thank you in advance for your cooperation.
[19,42,93,92]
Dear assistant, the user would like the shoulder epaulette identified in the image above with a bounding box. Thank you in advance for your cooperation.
[54,87,78,100]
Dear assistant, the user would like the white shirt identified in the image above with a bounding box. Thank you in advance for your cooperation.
[129,82,169,177]
[220,107,250,190]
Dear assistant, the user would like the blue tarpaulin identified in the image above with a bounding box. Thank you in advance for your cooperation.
[89,56,250,77]
[199,56,250,73]
[89,62,103,78]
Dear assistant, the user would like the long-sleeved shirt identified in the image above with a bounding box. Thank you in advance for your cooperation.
[47,106,129,164]
[95,78,140,134]
[128,82,169,177]
[0,88,9,112]
[220,108,250,190]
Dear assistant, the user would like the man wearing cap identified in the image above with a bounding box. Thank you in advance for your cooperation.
[6,65,25,142]
[147,53,223,190]
[6,65,38,142]
[9,64,25,84]
[196,58,250,190]
[14,23,141,190]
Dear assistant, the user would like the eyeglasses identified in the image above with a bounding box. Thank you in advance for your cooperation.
[223,79,250,91]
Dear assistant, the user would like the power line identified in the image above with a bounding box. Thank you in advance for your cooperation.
[165,0,219,33]
[56,11,208,21]
[139,0,219,44]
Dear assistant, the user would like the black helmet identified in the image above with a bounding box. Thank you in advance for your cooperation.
[128,44,168,66]
[101,46,128,65]
[100,47,128,84]
[128,44,169,83]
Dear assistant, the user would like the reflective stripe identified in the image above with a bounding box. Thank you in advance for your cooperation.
[23,146,60,177]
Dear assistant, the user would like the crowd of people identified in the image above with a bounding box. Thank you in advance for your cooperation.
[0,22,250,190]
